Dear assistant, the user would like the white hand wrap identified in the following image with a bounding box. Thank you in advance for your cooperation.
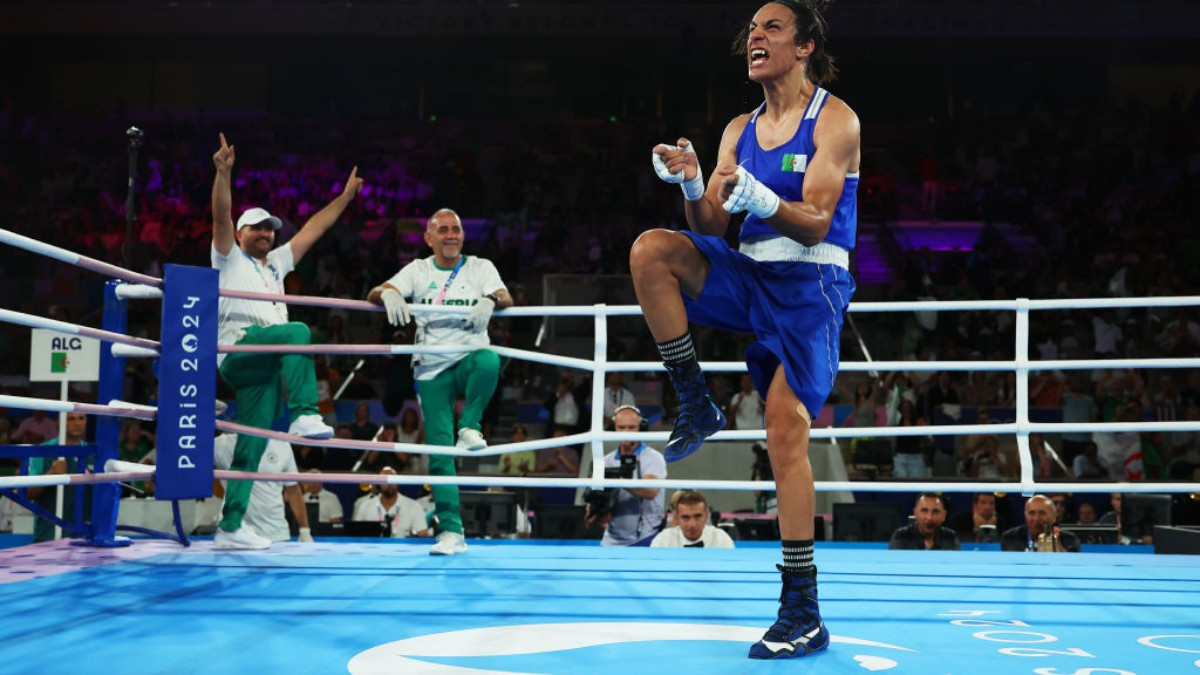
[466,297,495,332]
[298,527,313,543]
[380,288,411,327]
[651,144,706,201]
[722,165,781,219]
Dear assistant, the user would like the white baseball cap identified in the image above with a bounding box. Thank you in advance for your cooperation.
[236,207,283,231]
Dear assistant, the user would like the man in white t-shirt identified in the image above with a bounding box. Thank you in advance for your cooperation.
[209,133,362,550]
[367,208,512,556]
[351,467,429,539]
[212,434,311,548]
[729,374,765,430]
[651,489,735,549]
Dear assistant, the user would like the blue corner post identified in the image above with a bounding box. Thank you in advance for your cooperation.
[84,280,131,547]
[156,264,217,501]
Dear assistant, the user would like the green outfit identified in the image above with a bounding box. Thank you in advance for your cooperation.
[417,348,501,534]
[217,321,319,532]
[29,444,85,542]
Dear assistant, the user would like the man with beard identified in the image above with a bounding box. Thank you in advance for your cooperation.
[210,133,362,549]
[352,467,429,539]
[888,493,960,550]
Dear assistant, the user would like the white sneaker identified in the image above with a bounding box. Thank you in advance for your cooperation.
[288,414,335,439]
[456,427,487,451]
[429,531,468,556]
[213,526,271,550]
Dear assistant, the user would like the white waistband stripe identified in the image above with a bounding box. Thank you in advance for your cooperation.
[739,238,849,269]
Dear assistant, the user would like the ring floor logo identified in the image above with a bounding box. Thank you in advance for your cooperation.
[348,622,918,674]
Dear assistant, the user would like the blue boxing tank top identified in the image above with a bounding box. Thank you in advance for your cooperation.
[733,87,858,250]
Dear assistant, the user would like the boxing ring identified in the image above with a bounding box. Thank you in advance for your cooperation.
[1,226,1199,674]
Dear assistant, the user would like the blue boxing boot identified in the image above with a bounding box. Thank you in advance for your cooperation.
[663,360,726,462]
[748,565,830,659]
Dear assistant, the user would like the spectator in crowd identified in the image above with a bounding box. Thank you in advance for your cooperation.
[544,371,584,436]
[947,492,1007,543]
[968,434,1010,479]
[750,443,777,514]
[1075,502,1097,525]
[1095,491,1148,544]
[26,412,88,542]
[314,354,342,428]
[536,428,581,475]
[650,489,734,548]
[293,444,326,473]
[323,426,359,472]
[891,398,929,478]
[729,373,766,430]
[347,402,381,441]
[1072,441,1108,479]
[600,372,637,420]
[394,407,428,475]
[12,410,58,445]
[1030,432,1072,480]
[117,419,155,497]
[1046,492,1072,524]
[358,424,407,474]
[919,371,959,423]
[1059,375,1099,464]
[396,407,425,445]
[962,371,998,408]
[500,425,537,475]
[888,493,960,550]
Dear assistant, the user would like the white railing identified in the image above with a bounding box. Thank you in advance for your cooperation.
[1,216,1197,496]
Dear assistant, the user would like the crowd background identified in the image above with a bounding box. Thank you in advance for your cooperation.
[0,0,1197,535]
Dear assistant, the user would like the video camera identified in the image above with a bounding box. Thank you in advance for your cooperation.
[582,453,638,518]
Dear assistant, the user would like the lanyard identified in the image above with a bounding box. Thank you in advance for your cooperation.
[240,250,278,294]
[434,256,466,305]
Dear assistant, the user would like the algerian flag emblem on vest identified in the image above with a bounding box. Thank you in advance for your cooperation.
[781,153,807,172]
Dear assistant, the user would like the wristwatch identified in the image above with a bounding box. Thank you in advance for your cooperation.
[484,293,501,305]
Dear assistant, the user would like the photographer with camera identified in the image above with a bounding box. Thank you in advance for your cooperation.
[584,405,667,546]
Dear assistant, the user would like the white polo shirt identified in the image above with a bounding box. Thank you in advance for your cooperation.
[214,434,298,542]
[212,243,294,364]
[352,493,427,538]
[383,255,505,381]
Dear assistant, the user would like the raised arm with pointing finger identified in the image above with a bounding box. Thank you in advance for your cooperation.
[207,132,363,551]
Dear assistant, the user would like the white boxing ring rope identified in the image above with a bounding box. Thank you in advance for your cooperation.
[1,224,1199,503]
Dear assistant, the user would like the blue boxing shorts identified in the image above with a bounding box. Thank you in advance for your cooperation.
[680,231,856,416]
